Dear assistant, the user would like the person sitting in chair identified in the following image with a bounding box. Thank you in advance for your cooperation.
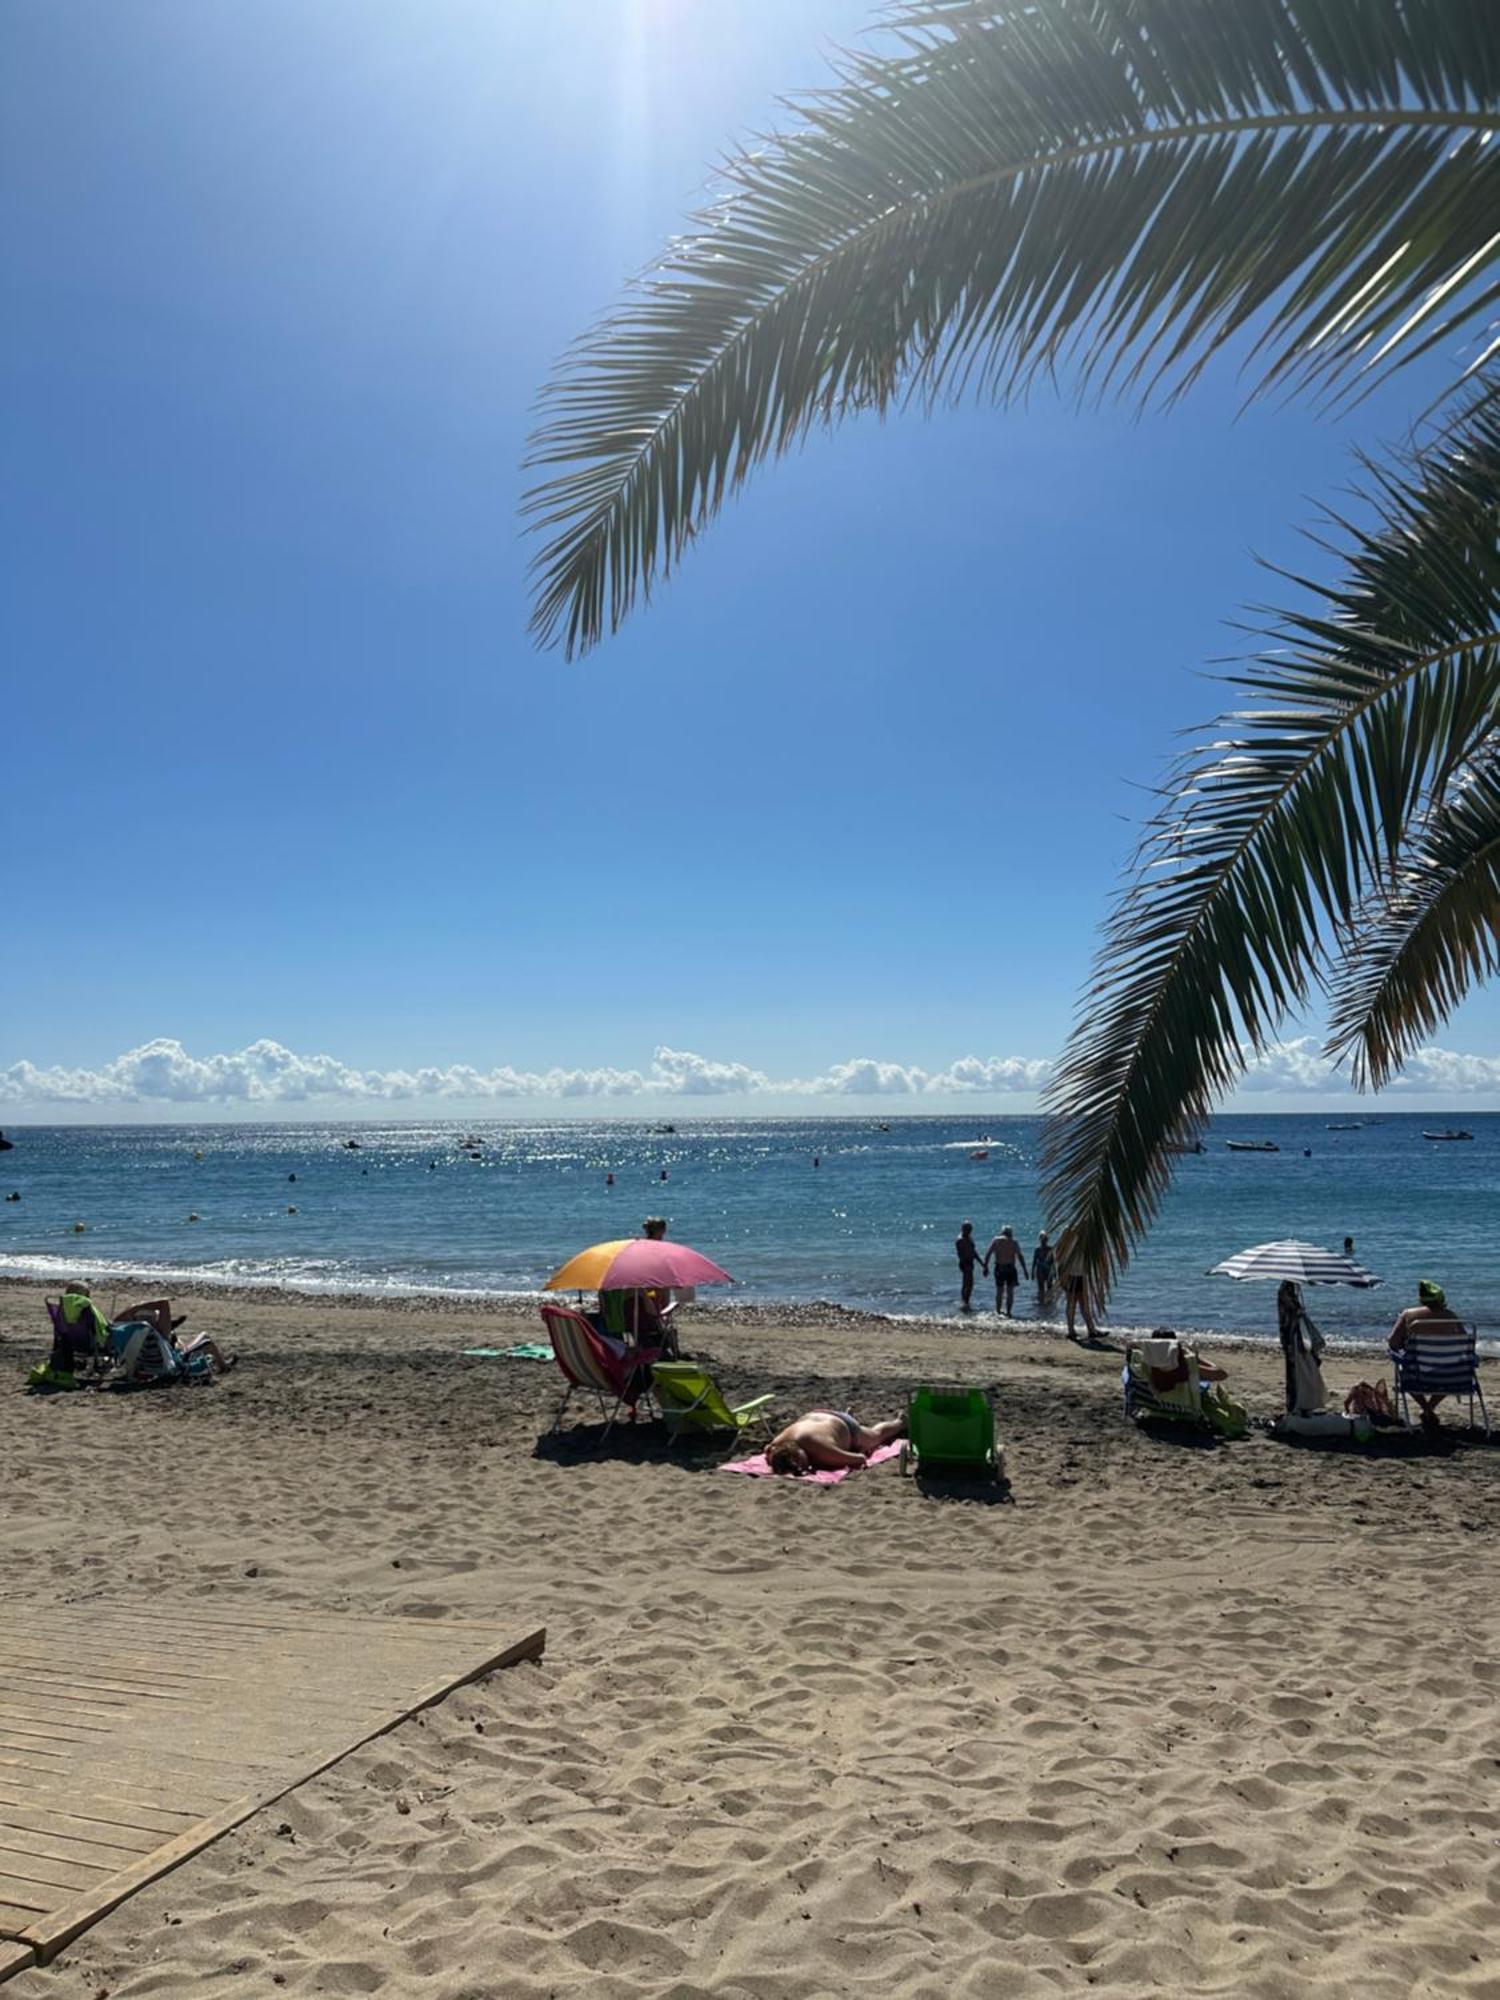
[765,1408,906,1475]
[112,1298,238,1374]
[1388,1279,1463,1432]
[49,1282,111,1374]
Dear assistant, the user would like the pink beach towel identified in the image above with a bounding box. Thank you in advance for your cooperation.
[718,1441,902,1484]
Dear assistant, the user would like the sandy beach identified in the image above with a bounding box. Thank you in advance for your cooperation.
[2,1278,1497,1997]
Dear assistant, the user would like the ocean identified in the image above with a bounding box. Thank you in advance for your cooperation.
[1,1113,1496,1349]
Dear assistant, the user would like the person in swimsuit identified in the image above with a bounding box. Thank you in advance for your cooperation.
[116,1299,238,1372]
[1388,1279,1465,1431]
[982,1225,1029,1316]
[955,1221,981,1311]
[765,1409,906,1475]
[1032,1230,1056,1309]
[1063,1265,1102,1343]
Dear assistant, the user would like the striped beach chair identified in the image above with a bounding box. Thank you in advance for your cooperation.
[1123,1336,1210,1430]
[539,1303,659,1441]
[1391,1326,1490,1437]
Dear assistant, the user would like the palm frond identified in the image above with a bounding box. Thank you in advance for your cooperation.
[1326,747,1500,1089]
[1039,384,1500,1290]
[525,0,1500,654]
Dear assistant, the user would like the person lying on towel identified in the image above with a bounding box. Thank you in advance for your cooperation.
[765,1409,905,1475]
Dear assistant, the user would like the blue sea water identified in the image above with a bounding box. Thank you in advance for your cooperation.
[0,1114,1496,1348]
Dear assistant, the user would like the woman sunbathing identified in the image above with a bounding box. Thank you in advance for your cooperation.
[765,1409,905,1475]
[118,1300,237,1373]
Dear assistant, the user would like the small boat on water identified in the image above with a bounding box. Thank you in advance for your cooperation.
[970,1149,990,1162]
[1422,1129,1474,1141]
[0,1132,12,1152]
[1325,1122,1363,1131]
[1165,1140,1205,1155]
[1226,1140,1280,1153]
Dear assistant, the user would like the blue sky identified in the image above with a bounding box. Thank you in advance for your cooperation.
[5,0,1497,1118]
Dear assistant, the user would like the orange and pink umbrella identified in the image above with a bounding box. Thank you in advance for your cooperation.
[545,1238,732,1292]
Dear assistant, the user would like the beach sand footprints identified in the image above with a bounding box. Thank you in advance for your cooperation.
[2,1289,1496,1996]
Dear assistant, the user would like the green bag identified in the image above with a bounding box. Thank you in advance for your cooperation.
[26,1362,84,1394]
[1203,1384,1249,1440]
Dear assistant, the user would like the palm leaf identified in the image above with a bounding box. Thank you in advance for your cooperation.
[1038,384,1500,1288]
[525,0,1500,654]
[1326,747,1500,1089]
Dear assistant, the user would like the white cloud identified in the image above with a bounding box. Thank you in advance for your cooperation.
[1238,1036,1500,1095]
[2,1035,1499,1110]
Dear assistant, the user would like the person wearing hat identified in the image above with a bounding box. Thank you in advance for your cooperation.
[1387,1280,1464,1431]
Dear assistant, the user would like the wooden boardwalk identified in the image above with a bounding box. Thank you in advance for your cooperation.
[0,1598,544,1980]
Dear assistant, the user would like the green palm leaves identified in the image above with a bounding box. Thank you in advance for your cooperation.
[524,0,1500,1297]
[1039,392,1500,1287]
[525,0,1500,656]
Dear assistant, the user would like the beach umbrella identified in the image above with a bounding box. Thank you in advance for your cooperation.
[592,1239,732,1290]
[544,1240,635,1291]
[1208,1240,1380,1288]
[544,1238,732,1291]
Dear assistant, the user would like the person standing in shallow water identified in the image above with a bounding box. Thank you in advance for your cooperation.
[955,1221,981,1311]
[983,1224,1029,1317]
[1032,1230,1056,1310]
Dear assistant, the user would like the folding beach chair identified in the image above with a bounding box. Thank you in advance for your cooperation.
[45,1295,109,1378]
[1123,1336,1211,1431]
[539,1304,659,1441]
[102,1321,210,1388]
[649,1361,773,1445]
[899,1387,1000,1479]
[1391,1325,1490,1437]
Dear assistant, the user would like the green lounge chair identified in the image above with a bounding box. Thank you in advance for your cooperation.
[650,1361,774,1444]
[899,1386,1001,1480]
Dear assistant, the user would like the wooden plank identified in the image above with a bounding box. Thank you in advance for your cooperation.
[0,1755,67,1780]
[0,1708,115,1738]
[0,1774,215,1818]
[0,1686,129,1715]
[0,1805,162,1859]
[0,1719,104,1745]
[0,1844,109,1893]
[0,1820,157,1872]
[0,1791,200,1840]
[0,1650,231,1689]
[0,1669,186,1703]
[22,1624,545,1966]
[0,1947,33,1983]
[0,1879,51,1917]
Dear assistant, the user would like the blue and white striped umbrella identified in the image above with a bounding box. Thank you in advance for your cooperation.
[1209,1239,1381,1288]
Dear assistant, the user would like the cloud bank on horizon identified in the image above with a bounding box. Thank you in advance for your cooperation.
[1,1037,1498,1108]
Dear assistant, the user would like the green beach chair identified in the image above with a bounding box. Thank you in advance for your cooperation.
[650,1361,774,1445]
[899,1386,1001,1480]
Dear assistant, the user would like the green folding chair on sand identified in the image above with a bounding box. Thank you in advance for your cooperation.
[899,1386,1002,1481]
[650,1361,774,1445]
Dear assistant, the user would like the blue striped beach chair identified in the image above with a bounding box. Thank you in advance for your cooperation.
[1391,1326,1490,1437]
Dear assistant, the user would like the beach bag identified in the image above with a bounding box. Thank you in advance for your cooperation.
[26,1361,84,1393]
[1203,1384,1249,1440]
[1343,1380,1395,1423]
